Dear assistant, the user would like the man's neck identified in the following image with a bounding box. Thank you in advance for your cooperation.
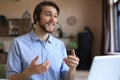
[34,25,49,41]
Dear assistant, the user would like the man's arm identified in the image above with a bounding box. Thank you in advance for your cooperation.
[65,69,76,80]
[8,56,50,80]
[8,70,31,80]
[64,49,79,80]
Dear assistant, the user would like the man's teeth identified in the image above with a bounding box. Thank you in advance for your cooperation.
[48,24,54,26]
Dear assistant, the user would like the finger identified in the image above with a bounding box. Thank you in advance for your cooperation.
[68,56,80,61]
[64,58,69,65]
[37,61,50,73]
[64,58,76,68]
[44,61,50,70]
[32,55,39,63]
[65,56,79,65]
[71,49,76,56]
[64,57,79,68]
[66,59,79,65]
[43,60,50,67]
[37,60,50,70]
[63,57,68,63]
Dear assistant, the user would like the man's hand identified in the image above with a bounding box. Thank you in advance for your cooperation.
[24,56,50,77]
[64,49,79,70]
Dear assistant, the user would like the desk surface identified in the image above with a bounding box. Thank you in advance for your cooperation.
[75,70,89,80]
[0,70,89,80]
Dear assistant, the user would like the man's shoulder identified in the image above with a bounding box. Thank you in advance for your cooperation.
[51,35,64,43]
[13,33,31,42]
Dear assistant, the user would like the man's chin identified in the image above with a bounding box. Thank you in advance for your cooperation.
[46,29,54,33]
[47,31,53,33]
[45,30,53,33]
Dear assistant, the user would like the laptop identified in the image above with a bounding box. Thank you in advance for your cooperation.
[87,55,120,80]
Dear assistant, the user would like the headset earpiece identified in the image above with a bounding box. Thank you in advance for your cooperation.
[36,15,40,21]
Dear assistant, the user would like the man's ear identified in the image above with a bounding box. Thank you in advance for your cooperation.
[33,15,40,23]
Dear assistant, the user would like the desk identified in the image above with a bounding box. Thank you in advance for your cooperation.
[75,70,89,80]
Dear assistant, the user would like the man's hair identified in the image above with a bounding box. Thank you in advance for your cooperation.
[33,1,60,24]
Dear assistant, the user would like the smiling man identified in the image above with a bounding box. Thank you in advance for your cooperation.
[6,1,79,80]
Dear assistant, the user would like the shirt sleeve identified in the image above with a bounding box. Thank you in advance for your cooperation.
[60,42,69,80]
[6,39,22,78]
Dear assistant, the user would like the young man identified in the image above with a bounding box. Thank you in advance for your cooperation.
[6,1,79,80]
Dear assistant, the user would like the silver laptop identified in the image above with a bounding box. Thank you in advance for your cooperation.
[87,55,120,80]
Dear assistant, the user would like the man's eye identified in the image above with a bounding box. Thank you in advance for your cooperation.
[45,13,51,16]
[45,13,58,18]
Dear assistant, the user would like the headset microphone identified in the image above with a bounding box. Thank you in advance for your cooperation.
[56,22,61,28]
[56,22,63,38]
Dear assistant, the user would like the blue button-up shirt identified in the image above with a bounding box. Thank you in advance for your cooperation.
[6,30,69,80]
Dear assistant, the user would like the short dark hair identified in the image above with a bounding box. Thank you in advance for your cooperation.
[33,1,60,24]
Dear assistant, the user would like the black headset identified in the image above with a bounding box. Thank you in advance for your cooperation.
[36,15,40,21]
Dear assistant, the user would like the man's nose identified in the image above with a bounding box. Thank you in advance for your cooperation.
[50,16,57,22]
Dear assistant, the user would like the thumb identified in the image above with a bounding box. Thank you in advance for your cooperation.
[71,49,76,56]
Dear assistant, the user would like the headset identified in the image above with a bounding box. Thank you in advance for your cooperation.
[36,15,40,22]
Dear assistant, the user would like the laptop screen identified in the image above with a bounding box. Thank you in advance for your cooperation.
[87,55,120,80]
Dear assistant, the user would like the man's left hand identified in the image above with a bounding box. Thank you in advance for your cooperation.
[64,49,80,70]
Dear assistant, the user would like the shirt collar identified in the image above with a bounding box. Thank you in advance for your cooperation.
[30,30,39,42]
[30,30,54,44]
[47,34,54,44]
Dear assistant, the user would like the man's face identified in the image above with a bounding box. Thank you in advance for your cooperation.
[39,6,58,33]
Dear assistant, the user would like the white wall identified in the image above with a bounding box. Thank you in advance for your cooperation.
[0,0,102,58]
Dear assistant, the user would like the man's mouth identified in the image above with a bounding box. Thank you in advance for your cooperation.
[46,23,56,29]
[47,23,55,26]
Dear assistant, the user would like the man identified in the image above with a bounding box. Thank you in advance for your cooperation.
[6,1,79,80]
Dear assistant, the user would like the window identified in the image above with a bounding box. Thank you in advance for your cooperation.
[113,0,120,52]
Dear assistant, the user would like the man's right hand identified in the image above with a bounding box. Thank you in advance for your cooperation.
[24,56,50,77]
